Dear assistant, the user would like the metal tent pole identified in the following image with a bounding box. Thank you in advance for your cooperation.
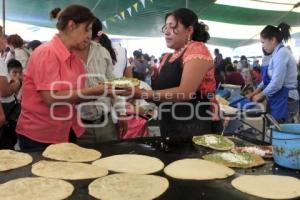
[185,0,189,8]
[2,0,5,35]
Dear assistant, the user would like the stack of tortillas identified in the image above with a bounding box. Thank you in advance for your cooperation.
[164,158,234,180]
[92,154,164,174]
[32,160,108,180]
[42,143,101,162]
[0,150,32,171]
[89,173,169,200]
[0,177,74,200]
[232,175,300,199]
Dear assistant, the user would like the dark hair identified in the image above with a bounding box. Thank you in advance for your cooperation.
[7,59,22,71]
[7,34,23,48]
[50,5,95,31]
[143,53,151,62]
[99,33,117,65]
[133,50,143,58]
[214,48,219,54]
[92,18,103,40]
[27,40,42,51]
[253,67,261,74]
[164,8,210,43]
[260,22,291,43]
[240,55,247,61]
[225,64,235,73]
[225,57,231,64]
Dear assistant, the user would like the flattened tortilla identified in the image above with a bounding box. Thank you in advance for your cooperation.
[193,134,235,151]
[0,150,32,171]
[164,159,234,180]
[0,177,74,200]
[32,160,108,180]
[89,173,169,200]
[92,154,164,174]
[42,143,101,162]
[203,152,265,168]
[232,175,300,199]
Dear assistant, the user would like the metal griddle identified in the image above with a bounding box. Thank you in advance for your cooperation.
[1,136,300,200]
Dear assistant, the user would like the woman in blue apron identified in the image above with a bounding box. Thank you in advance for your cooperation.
[248,23,299,123]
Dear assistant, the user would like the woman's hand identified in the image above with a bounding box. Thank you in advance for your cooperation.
[247,88,262,100]
[92,83,106,95]
[116,86,148,100]
[252,92,265,102]
[246,92,255,100]
[132,87,147,99]
[10,77,22,91]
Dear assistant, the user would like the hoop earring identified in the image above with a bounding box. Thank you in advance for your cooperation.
[186,35,191,44]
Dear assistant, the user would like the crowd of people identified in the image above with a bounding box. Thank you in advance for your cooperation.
[214,51,262,89]
[0,4,298,150]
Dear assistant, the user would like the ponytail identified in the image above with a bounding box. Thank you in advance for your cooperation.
[49,5,95,31]
[50,7,61,19]
[192,22,210,43]
[277,22,291,43]
[260,22,291,43]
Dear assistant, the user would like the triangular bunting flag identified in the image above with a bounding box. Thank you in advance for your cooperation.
[120,11,125,20]
[140,0,146,8]
[127,7,132,16]
[102,21,107,29]
[115,14,122,21]
[150,0,153,3]
[133,3,138,12]
[108,17,116,23]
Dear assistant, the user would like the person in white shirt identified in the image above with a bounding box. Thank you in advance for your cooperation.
[0,28,22,149]
[5,34,30,69]
[0,28,22,107]
[112,42,127,78]
[74,19,127,145]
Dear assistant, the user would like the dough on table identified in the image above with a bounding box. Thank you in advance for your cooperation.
[164,158,235,180]
[89,173,169,200]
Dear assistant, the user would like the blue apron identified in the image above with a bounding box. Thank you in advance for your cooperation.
[261,44,289,120]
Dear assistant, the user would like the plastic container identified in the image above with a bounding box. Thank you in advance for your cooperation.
[271,124,300,170]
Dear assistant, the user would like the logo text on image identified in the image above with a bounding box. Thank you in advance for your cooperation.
[50,102,74,121]
[156,101,265,121]
[77,73,108,99]
[50,81,73,99]
[77,102,109,128]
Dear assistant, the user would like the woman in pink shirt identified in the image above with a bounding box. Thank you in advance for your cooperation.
[16,5,111,150]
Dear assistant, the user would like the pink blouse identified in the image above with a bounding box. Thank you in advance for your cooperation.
[160,41,216,95]
[16,35,86,143]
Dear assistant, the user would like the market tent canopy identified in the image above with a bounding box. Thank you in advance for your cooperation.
[1,0,300,48]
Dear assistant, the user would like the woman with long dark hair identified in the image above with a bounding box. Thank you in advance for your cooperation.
[92,18,117,65]
[130,8,216,139]
[73,18,127,145]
